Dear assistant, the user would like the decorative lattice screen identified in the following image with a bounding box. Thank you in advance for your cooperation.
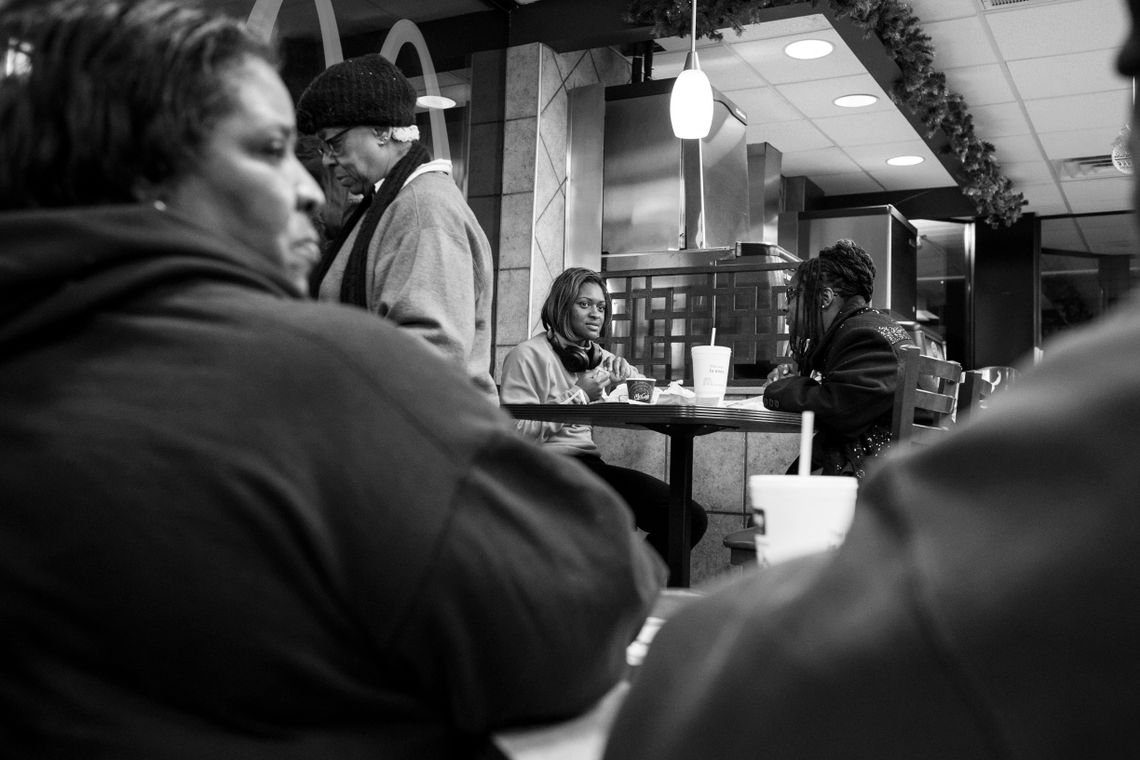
[603,260,796,386]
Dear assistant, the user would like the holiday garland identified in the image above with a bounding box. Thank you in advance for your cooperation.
[627,0,1026,227]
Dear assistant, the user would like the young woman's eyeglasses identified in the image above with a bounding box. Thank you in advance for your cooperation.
[318,126,353,159]
[783,286,803,308]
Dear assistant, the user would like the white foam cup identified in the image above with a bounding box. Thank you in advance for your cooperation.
[691,345,732,406]
[749,475,858,567]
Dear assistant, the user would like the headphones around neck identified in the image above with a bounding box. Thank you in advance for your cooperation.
[549,335,603,373]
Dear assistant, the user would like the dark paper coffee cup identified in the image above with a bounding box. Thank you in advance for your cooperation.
[627,377,655,403]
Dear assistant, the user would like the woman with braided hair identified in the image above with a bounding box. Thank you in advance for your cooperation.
[762,239,915,479]
[296,54,497,404]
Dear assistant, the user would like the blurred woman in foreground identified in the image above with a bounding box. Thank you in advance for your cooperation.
[0,2,663,757]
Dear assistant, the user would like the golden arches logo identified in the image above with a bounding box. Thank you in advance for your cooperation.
[246,1,451,160]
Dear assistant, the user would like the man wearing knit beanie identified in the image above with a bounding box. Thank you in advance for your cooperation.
[296,53,497,404]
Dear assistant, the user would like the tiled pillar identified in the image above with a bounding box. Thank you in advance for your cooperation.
[492,42,630,381]
[467,48,507,359]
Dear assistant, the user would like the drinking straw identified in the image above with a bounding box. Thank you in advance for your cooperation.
[797,410,814,476]
[709,328,717,346]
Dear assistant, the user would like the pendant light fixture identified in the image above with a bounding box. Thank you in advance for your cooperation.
[670,0,713,139]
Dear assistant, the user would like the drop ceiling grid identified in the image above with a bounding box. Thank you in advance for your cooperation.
[773,74,895,119]
[198,0,1137,256]
[656,19,948,195]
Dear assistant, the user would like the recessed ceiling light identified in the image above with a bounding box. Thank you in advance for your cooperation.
[416,94,456,110]
[833,93,878,108]
[886,155,924,166]
[784,39,834,60]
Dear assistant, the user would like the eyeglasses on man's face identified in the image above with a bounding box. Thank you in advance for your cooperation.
[317,126,353,160]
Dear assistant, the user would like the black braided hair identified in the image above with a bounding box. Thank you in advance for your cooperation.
[819,238,876,300]
[788,239,877,367]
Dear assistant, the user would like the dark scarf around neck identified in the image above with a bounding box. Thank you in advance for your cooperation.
[309,141,432,306]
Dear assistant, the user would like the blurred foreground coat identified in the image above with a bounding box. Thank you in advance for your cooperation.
[0,205,664,760]
[605,292,1140,759]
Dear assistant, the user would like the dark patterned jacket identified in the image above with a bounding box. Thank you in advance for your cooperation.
[763,304,914,478]
[0,205,663,759]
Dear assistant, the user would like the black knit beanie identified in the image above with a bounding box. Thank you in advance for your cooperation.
[296,53,416,134]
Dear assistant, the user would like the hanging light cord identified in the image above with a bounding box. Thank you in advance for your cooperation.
[690,0,698,61]
[692,0,707,248]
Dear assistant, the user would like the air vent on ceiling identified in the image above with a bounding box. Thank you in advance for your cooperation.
[1055,155,1119,181]
[979,0,1082,10]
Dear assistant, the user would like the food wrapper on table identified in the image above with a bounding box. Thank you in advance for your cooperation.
[723,394,772,411]
[600,380,767,407]
[651,381,696,406]
[603,379,699,405]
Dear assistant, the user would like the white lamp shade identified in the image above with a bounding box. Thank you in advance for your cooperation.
[670,68,714,139]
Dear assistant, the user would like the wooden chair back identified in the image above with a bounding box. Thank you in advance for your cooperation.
[728,345,965,567]
[890,344,964,447]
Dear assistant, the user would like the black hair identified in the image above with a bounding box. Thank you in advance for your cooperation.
[540,267,612,343]
[788,239,877,364]
[0,0,276,209]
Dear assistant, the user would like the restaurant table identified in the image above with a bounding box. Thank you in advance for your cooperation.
[501,403,802,587]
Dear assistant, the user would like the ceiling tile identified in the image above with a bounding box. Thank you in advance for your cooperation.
[1018,182,1069,215]
[649,48,686,78]
[697,43,765,80]
[729,30,865,85]
[843,139,938,165]
[1024,90,1131,134]
[905,0,978,22]
[845,141,953,188]
[985,0,1129,61]
[1007,49,1127,100]
[923,17,998,69]
[721,14,832,42]
[865,166,954,192]
[727,87,805,125]
[987,134,1049,164]
[750,120,835,154]
[813,110,927,147]
[774,74,893,118]
[940,64,1018,108]
[1038,125,1123,161]
[1000,160,1058,186]
[779,146,861,176]
[654,44,773,91]
[969,102,1034,138]
[811,173,886,195]
[1061,176,1132,213]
